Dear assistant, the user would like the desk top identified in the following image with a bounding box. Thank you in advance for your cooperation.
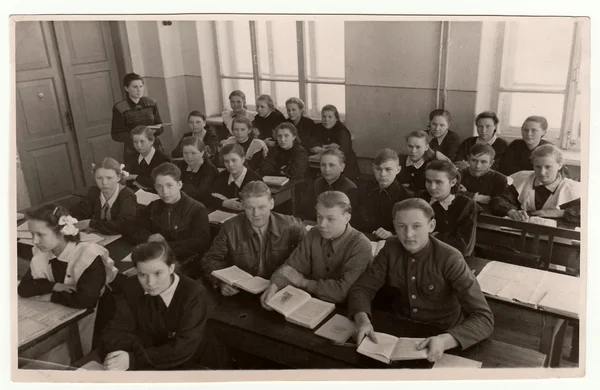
[209,293,546,369]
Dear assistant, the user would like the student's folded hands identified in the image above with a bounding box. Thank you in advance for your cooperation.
[507,209,529,221]
[279,265,307,288]
[53,283,77,293]
[531,209,564,218]
[373,228,393,240]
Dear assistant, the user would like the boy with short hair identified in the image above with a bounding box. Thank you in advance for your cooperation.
[459,144,508,205]
[260,191,372,305]
[348,198,494,362]
[354,149,413,239]
[313,148,358,209]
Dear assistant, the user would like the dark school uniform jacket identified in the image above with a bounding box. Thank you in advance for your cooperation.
[353,180,414,234]
[455,136,510,170]
[204,169,263,210]
[124,149,170,190]
[175,159,219,203]
[428,130,461,161]
[459,168,508,200]
[397,153,437,193]
[253,109,286,140]
[259,142,309,180]
[498,139,552,176]
[171,128,220,162]
[313,121,361,182]
[286,116,316,151]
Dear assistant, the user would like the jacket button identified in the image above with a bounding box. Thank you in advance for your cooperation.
[411,276,416,281]
[411,259,415,263]
[412,308,418,313]
[428,285,434,290]
[411,294,416,300]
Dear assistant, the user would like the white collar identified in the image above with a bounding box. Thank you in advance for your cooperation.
[228,166,248,187]
[145,273,180,308]
[138,147,156,164]
[100,185,121,208]
[431,194,456,211]
[186,160,203,173]
[534,175,563,193]
[54,241,77,263]
[476,134,498,146]
[406,156,425,169]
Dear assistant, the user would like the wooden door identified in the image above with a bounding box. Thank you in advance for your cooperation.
[53,21,123,186]
[15,21,85,205]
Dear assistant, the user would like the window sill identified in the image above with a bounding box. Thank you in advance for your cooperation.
[206,115,326,126]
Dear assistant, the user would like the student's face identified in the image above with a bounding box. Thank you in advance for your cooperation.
[133,134,153,155]
[230,96,245,113]
[276,129,296,150]
[521,121,546,148]
[533,156,563,185]
[256,100,271,117]
[321,110,337,129]
[468,153,494,177]
[232,123,250,142]
[29,219,63,253]
[476,118,497,142]
[223,153,245,175]
[372,160,401,188]
[407,137,428,161]
[154,174,182,204]
[316,204,351,240]
[243,195,274,229]
[136,257,175,296]
[286,103,302,121]
[429,116,450,138]
[425,169,457,201]
[95,168,120,194]
[320,155,345,182]
[188,116,206,134]
[393,209,436,254]
[182,145,204,167]
[125,80,144,99]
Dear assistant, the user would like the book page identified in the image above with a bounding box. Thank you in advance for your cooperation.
[314,314,356,344]
[477,261,545,304]
[135,189,160,206]
[391,337,428,361]
[357,332,398,363]
[433,354,482,368]
[208,210,237,224]
[537,272,580,317]
[211,265,253,285]
[235,276,270,294]
[267,285,311,317]
[287,298,335,329]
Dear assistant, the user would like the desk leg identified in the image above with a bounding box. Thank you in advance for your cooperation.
[67,323,84,363]
[539,317,566,368]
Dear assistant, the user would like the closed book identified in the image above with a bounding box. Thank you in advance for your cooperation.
[211,266,270,294]
[263,176,290,187]
[357,333,427,364]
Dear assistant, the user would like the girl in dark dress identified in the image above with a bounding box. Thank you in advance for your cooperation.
[499,115,552,175]
[427,109,461,161]
[123,125,170,190]
[455,111,509,171]
[171,111,219,163]
[285,97,316,151]
[259,122,308,180]
[220,116,269,172]
[175,136,219,202]
[253,94,286,145]
[397,129,440,192]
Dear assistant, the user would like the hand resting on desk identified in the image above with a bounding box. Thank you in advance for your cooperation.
[104,350,130,371]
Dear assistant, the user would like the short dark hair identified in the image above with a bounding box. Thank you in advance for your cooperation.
[130,125,155,142]
[425,160,461,193]
[181,136,206,152]
[151,162,181,182]
[239,181,272,201]
[475,111,499,126]
[220,142,245,159]
[373,148,399,166]
[523,116,549,131]
[321,104,340,120]
[274,122,299,139]
[320,147,346,164]
[392,198,435,221]
[188,110,207,121]
[123,72,144,88]
[285,97,305,112]
[429,109,452,123]
[232,115,253,130]
[469,143,496,159]
[229,90,247,107]
[26,204,80,242]
[131,241,176,266]
[316,191,352,214]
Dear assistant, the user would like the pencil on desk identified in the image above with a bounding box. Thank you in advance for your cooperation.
[534,291,548,309]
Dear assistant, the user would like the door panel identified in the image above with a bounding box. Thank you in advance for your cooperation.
[54,21,123,185]
[30,144,78,200]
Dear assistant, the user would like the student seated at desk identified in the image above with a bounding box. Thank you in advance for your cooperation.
[253,94,286,146]
[420,160,481,258]
[260,191,372,305]
[205,143,263,212]
[313,148,358,210]
[222,89,257,135]
[221,116,268,172]
[174,136,219,203]
[491,144,581,222]
[426,109,461,162]
[354,149,413,240]
[100,242,230,370]
[123,125,170,190]
[126,163,211,278]
[499,115,552,175]
[201,181,306,296]
[397,130,439,192]
[171,111,219,163]
[347,198,494,362]
[457,144,508,205]
[259,122,309,180]
[285,97,316,151]
[70,157,137,235]
[454,111,509,171]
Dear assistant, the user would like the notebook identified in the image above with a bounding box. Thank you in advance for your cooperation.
[208,210,237,224]
[314,314,356,344]
[371,240,386,257]
[357,333,427,364]
[433,354,482,369]
[266,285,335,329]
[135,189,160,206]
[263,176,290,187]
[211,266,270,294]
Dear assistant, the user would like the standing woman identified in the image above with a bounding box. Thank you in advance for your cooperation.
[112,73,164,161]
[454,111,509,170]
[70,158,137,235]
[259,122,309,180]
[171,111,219,163]
[175,136,219,202]
[427,109,462,161]
[285,97,316,151]
[499,115,552,176]
[100,242,230,370]
[253,94,286,145]
[222,90,257,134]
[311,104,360,182]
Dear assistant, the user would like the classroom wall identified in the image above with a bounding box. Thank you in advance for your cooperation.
[16,154,31,210]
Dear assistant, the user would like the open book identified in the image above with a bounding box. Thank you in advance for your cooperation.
[211,266,270,294]
[357,333,427,364]
[135,189,160,206]
[266,285,335,329]
[433,354,482,369]
[477,261,579,318]
[314,314,356,344]
[208,210,237,224]
[263,176,290,187]
[371,240,386,257]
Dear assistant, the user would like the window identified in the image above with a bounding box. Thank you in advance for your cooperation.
[215,20,345,119]
[496,19,583,150]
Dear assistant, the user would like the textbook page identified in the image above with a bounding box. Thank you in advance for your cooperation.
[357,332,398,364]
[314,314,356,344]
[433,354,482,368]
[208,210,237,224]
[287,298,335,329]
[390,337,428,361]
[212,265,254,285]
[537,272,580,317]
[477,261,545,304]
[267,285,311,317]
[135,189,160,206]
[234,277,270,294]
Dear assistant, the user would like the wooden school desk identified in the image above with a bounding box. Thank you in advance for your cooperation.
[208,293,546,369]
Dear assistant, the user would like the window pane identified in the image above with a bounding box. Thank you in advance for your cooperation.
[502,19,574,90]
[259,81,299,113]
[256,21,298,79]
[305,21,345,82]
[497,92,563,139]
[216,21,253,77]
[305,83,346,118]
[221,79,256,110]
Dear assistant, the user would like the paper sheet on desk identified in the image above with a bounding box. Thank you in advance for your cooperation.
[135,189,160,206]
[17,221,29,231]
